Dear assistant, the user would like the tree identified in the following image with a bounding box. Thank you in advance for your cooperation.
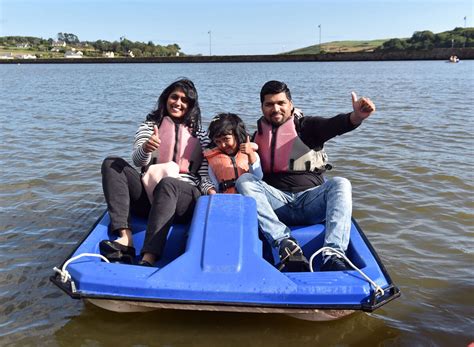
[57,32,79,44]
[379,38,407,51]
[409,30,435,43]
[131,48,143,57]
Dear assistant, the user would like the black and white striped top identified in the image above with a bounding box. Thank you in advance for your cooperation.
[132,121,214,194]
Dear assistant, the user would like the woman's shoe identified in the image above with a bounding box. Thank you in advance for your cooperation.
[138,260,153,267]
[99,240,135,256]
[99,240,136,264]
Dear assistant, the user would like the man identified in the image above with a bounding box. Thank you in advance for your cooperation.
[236,80,375,272]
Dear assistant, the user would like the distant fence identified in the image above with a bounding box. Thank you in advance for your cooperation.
[1,48,472,64]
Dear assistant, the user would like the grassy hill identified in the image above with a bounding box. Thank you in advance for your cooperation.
[285,39,388,55]
[285,27,474,55]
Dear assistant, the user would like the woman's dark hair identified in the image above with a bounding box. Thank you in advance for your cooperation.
[260,80,292,103]
[146,78,201,134]
[208,113,248,148]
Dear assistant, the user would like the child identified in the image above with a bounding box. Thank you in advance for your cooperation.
[205,113,262,193]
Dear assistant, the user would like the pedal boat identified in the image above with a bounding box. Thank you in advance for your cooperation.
[51,194,400,321]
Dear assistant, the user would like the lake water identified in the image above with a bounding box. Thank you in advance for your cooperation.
[0,61,473,346]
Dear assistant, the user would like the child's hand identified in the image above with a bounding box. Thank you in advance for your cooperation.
[143,125,161,153]
[240,136,258,164]
[240,136,258,155]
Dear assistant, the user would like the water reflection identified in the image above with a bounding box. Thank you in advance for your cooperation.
[53,304,402,347]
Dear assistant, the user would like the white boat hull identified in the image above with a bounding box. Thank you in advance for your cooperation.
[86,298,355,321]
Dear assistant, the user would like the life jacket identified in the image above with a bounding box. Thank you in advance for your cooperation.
[149,116,203,174]
[254,112,330,174]
[204,148,250,194]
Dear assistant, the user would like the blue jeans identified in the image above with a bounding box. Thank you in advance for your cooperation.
[235,173,352,254]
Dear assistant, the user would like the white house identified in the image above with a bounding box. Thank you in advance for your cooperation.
[103,51,115,58]
[52,41,67,47]
[18,54,37,59]
[64,50,83,58]
[0,53,14,60]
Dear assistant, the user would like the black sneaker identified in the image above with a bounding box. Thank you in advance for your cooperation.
[320,255,352,271]
[279,238,303,262]
[277,238,309,272]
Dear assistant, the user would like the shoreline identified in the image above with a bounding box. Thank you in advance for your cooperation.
[0,48,472,64]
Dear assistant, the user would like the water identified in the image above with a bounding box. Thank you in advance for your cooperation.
[1,61,473,346]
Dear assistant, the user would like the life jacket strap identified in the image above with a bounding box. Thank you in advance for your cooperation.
[218,179,236,192]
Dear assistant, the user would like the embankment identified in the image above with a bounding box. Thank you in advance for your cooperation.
[0,48,472,64]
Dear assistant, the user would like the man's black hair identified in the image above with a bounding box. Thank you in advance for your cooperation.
[260,80,292,103]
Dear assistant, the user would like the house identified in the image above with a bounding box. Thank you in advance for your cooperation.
[126,50,135,58]
[16,43,30,48]
[103,51,114,58]
[64,50,83,58]
[52,41,67,47]
[50,47,61,52]
[17,54,37,59]
[0,53,14,60]
[0,53,36,59]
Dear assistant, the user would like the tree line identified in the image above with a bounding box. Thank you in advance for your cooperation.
[377,27,474,51]
[0,33,182,57]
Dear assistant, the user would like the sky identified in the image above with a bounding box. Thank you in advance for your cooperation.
[0,0,472,55]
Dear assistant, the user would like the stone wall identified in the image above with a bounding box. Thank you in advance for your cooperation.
[1,48,472,64]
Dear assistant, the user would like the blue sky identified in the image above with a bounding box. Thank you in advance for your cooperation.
[0,0,472,55]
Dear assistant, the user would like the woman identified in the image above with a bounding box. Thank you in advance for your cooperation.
[100,78,214,266]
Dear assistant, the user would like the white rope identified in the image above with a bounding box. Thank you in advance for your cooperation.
[53,253,110,284]
[309,247,385,296]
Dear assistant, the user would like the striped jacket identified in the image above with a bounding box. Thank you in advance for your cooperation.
[132,121,214,194]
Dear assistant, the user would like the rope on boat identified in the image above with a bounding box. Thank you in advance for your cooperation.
[309,247,385,296]
[54,251,384,297]
[53,253,110,285]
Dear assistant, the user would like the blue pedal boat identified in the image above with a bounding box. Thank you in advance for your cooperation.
[51,194,400,321]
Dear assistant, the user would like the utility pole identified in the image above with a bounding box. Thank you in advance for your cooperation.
[208,30,212,56]
[318,24,322,53]
[464,16,467,47]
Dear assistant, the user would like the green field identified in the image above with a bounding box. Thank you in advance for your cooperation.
[284,39,389,54]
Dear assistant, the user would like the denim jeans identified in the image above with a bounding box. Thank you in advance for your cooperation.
[235,173,352,254]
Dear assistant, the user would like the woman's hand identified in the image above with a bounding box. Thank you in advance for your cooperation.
[143,125,161,153]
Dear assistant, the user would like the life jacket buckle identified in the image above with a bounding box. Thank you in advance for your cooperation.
[219,179,236,192]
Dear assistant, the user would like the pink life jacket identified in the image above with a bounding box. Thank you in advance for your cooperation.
[150,116,203,174]
[254,115,329,174]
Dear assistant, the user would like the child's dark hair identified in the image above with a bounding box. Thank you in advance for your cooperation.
[208,113,248,148]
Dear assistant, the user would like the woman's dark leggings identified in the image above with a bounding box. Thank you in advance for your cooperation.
[101,157,201,258]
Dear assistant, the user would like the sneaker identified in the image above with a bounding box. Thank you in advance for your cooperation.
[279,238,304,262]
[320,255,352,271]
[277,238,310,272]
